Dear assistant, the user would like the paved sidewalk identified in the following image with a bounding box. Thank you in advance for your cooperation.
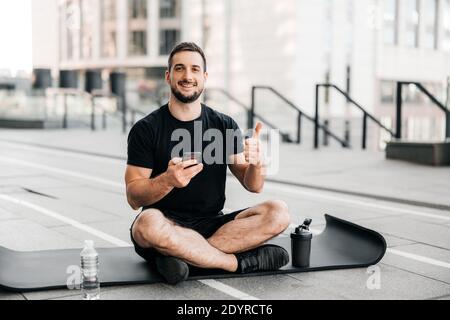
[1,128,449,209]
[0,128,449,300]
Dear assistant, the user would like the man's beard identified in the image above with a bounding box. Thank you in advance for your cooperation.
[170,82,204,104]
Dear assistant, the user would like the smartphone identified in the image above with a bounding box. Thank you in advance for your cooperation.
[182,152,202,167]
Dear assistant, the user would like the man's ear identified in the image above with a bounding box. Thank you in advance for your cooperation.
[165,70,170,85]
[204,71,208,83]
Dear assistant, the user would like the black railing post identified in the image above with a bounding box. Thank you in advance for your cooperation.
[110,72,127,133]
[122,98,127,134]
[323,120,329,146]
[445,77,450,140]
[314,85,320,149]
[447,78,450,139]
[62,94,68,129]
[344,120,351,145]
[396,82,403,140]
[249,86,256,130]
[91,96,96,131]
[346,65,351,104]
[297,112,302,144]
[102,111,107,130]
[446,109,450,140]
[362,113,368,150]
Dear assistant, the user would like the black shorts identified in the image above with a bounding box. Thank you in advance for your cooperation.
[130,208,248,263]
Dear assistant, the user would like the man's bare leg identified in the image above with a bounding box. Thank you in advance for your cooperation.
[132,209,238,272]
[207,200,291,254]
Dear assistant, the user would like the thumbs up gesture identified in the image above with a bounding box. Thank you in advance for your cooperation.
[245,122,264,167]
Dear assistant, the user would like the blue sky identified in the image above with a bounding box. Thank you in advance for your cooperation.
[0,0,32,74]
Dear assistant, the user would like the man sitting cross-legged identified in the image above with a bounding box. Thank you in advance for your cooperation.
[126,42,291,285]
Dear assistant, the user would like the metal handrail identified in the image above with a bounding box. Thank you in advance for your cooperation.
[45,88,120,131]
[207,88,248,112]
[206,87,295,142]
[315,84,396,150]
[396,81,450,140]
[93,92,149,131]
[251,86,349,146]
[207,88,279,131]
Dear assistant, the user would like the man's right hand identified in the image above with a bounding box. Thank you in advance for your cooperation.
[164,158,204,188]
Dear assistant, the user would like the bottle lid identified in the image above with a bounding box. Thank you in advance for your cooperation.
[291,219,313,240]
[84,240,94,248]
[296,219,312,232]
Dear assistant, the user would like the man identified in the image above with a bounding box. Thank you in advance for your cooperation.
[126,42,291,285]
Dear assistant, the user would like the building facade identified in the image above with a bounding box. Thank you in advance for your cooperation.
[200,0,450,148]
[32,0,450,148]
[33,0,199,108]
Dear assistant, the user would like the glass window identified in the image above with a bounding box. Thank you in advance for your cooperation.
[404,84,422,104]
[380,82,445,106]
[444,0,450,51]
[129,31,147,56]
[101,0,117,57]
[423,0,438,49]
[160,0,179,18]
[160,29,180,55]
[128,0,147,56]
[422,82,445,104]
[129,0,147,19]
[383,0,398,45]
[380,81,395,104]
[404,0,420,48]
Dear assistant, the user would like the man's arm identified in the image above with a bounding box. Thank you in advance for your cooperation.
[125,158,204,211]
[125,165,173,211]
[228,122,265,193]
[228,153,265,194]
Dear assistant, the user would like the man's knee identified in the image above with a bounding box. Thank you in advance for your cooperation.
[132,209,176,249]
[262,200,291,234]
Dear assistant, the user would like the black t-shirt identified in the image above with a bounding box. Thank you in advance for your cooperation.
[127,103,244,220]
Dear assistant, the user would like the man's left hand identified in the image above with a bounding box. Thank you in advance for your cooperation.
[245,122,264,168]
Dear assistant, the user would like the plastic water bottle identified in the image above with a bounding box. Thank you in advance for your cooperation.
[80,240,100,300]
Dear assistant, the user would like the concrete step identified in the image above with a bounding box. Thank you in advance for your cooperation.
[0,118,90,130]
[386,140,450,166]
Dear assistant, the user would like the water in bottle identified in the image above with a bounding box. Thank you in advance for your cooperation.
[81,240,100,300]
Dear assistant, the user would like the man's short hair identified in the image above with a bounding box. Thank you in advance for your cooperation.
[168,42,207,72]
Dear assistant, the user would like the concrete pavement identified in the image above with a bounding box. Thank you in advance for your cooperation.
[0,128,449,300]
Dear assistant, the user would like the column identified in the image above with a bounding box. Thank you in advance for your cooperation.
[117,0,128,59]
[148,0,160,58]
[92,0,101,60]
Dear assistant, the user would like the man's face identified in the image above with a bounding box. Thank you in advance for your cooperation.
[166,51,208,104]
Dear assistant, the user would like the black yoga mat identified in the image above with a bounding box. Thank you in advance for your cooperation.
[0,215,386,292]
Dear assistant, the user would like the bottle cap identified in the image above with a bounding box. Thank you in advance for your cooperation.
[84,240,94,248]
[291,219,313,240]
